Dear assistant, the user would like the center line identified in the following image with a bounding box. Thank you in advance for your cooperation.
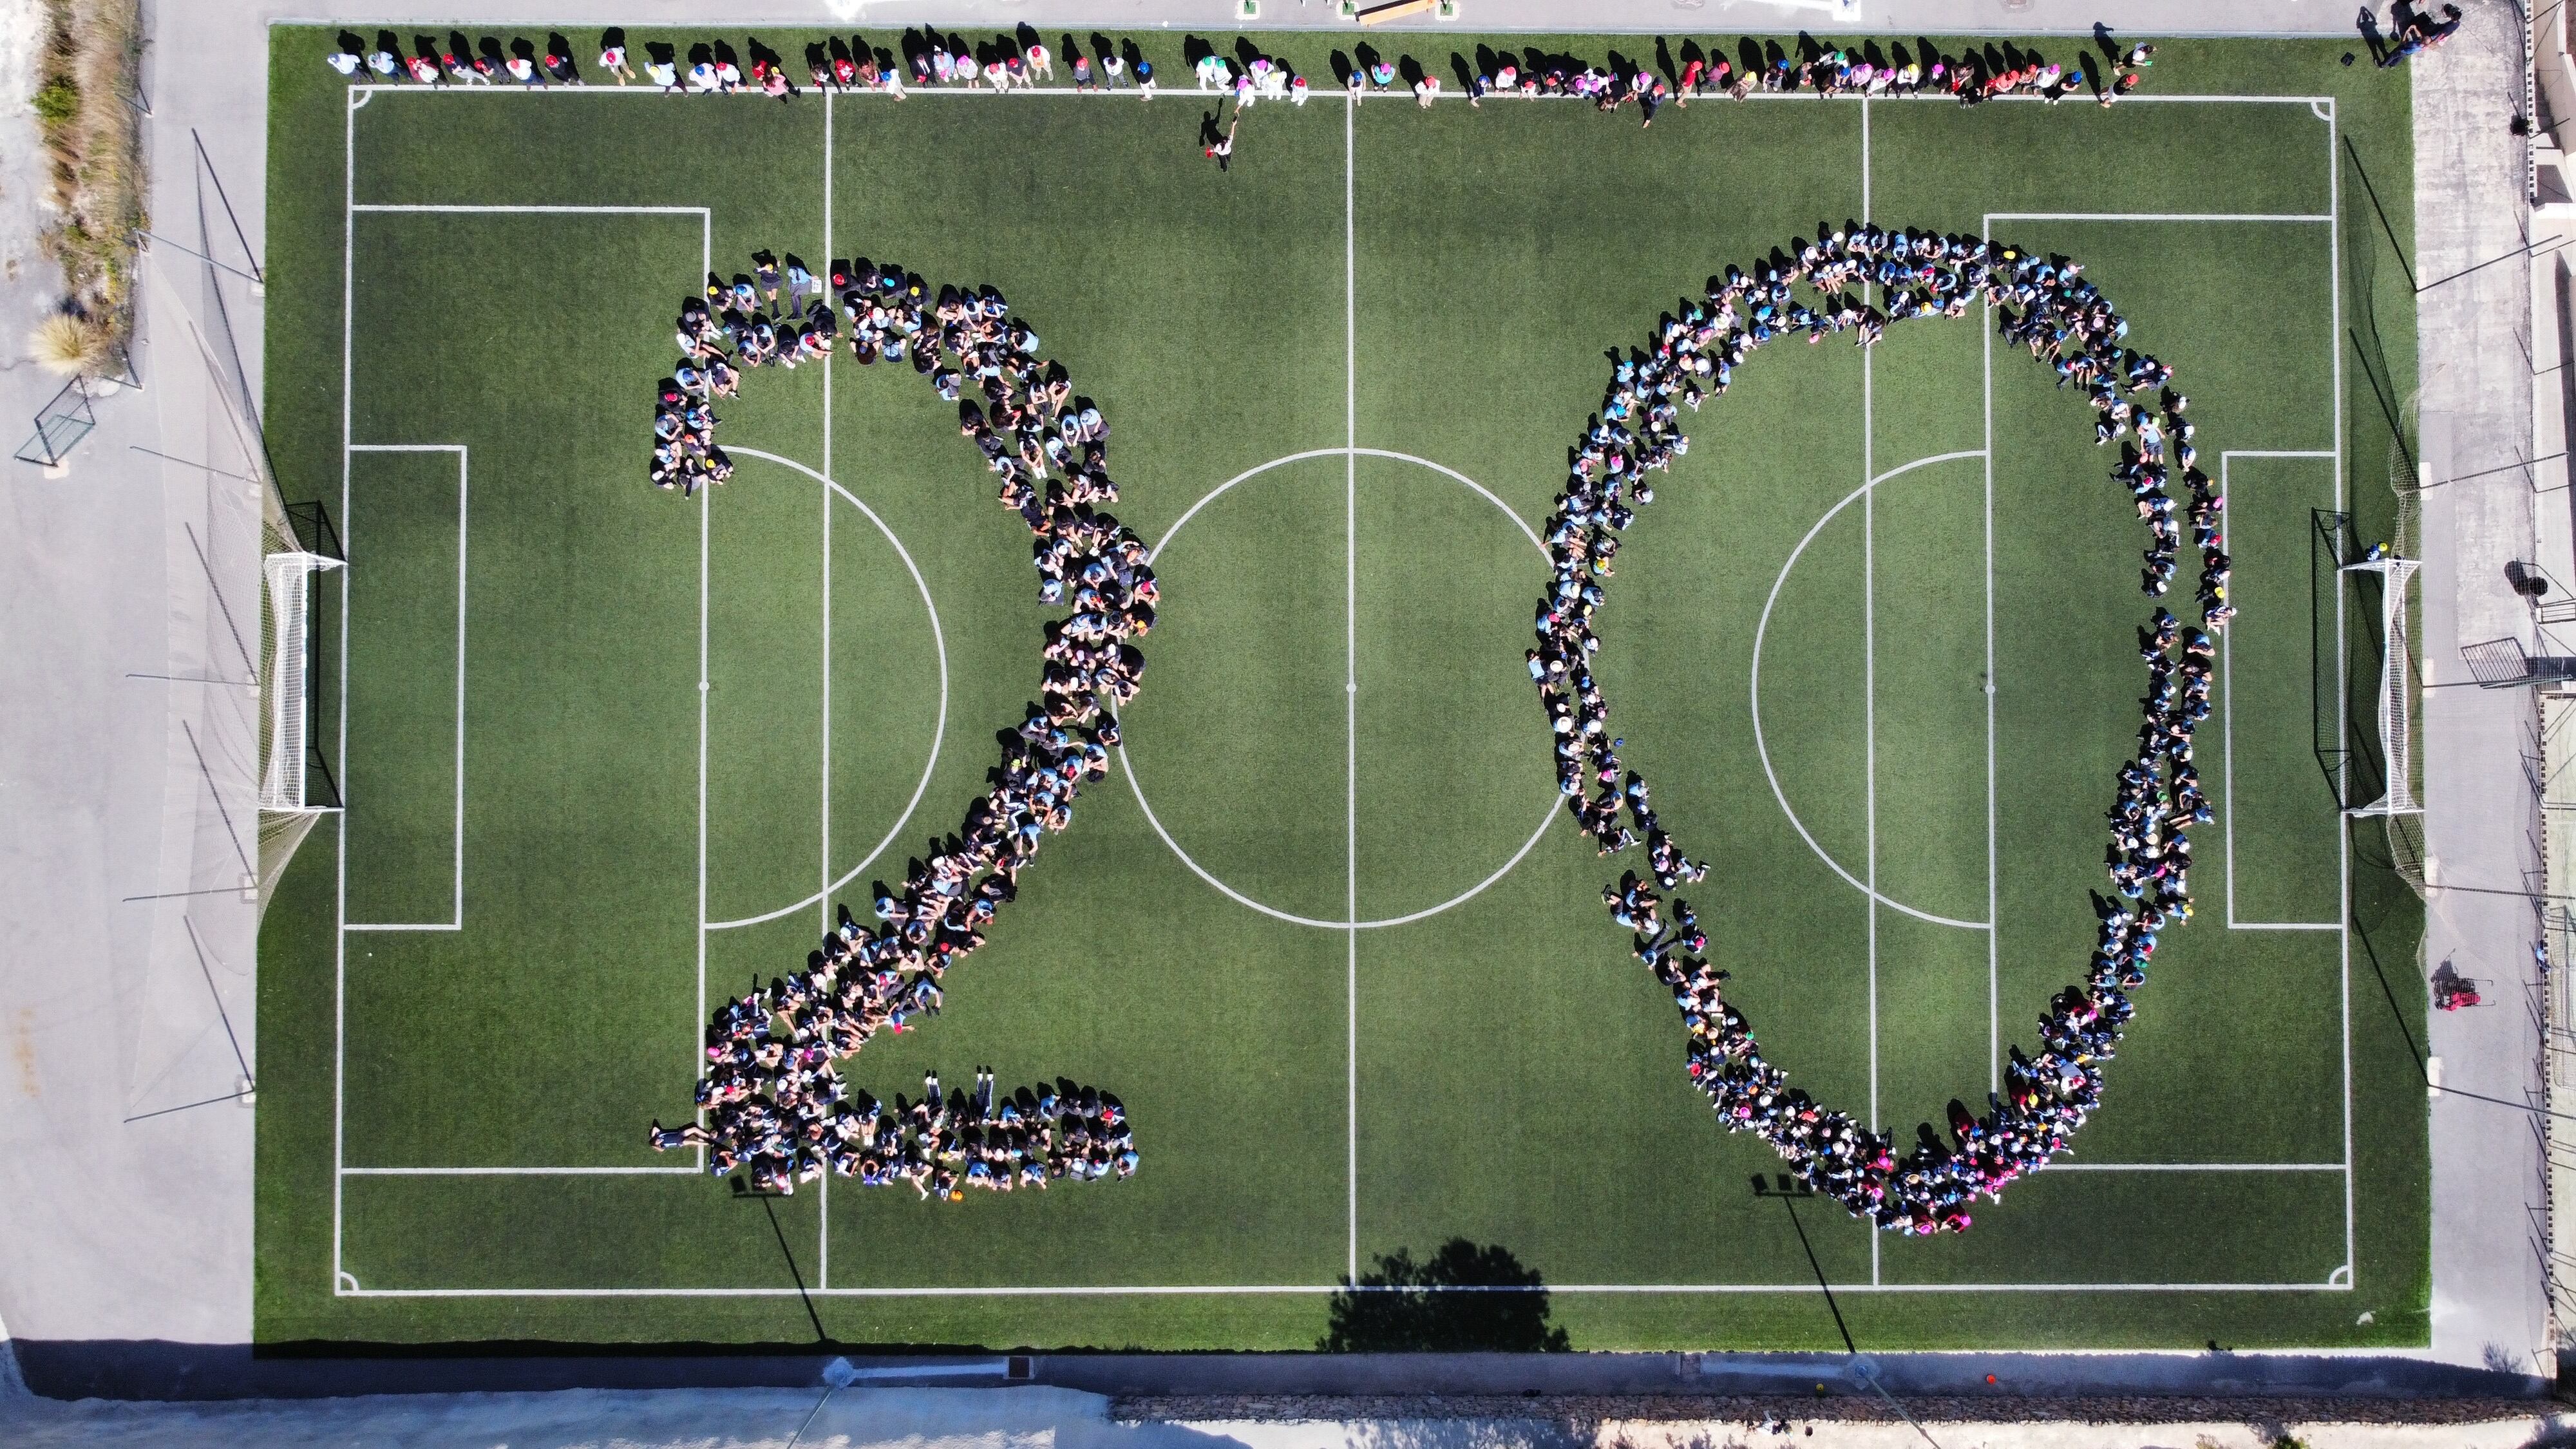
[1342,86,1360,1287]
[1861,95,1880,1291]
[818,85,835,1295]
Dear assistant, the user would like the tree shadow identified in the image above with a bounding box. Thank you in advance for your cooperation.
[1318,1239,1571,1352]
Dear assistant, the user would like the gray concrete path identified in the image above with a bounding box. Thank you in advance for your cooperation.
[0,0,271,1376]
[2407,0,2556,1381]
[0,0,2542,1406]
[0,1381,2568,1449]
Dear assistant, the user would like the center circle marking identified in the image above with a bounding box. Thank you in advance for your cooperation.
[1748,449,1992,932]
[1117,447,1558,931]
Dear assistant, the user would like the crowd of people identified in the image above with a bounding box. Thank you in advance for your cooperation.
[647,249,1155,1198]
[1530,225,2229,1235]
[323,26,1165,97]
[321,27,2166,117]
[2369,4,2464,68]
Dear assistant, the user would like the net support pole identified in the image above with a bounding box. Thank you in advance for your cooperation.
[2344,554,2423,817]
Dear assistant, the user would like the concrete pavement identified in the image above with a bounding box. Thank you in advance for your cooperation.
[2406,0,2556,1381]
[1,1381,2569,1448]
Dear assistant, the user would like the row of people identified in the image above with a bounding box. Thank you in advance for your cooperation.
[649,252,1155,1195]
[653,1065,1135,1197]
[1530,225,2224,1234]
[325,30,2163,112]
[323,27,1150,97]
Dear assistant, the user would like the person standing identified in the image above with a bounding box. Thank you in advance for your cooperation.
[600,35,635,83]
[325,46,363,80]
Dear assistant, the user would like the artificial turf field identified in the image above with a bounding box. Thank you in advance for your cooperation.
[256,24,2432,1352]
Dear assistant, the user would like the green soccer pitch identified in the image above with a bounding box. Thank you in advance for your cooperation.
[255,24,2430,1352]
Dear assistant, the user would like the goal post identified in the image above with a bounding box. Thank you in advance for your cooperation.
[258,549,344,813]
[2343,553,2422,820]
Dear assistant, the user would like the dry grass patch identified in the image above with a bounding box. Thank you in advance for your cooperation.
[30,0,144,361]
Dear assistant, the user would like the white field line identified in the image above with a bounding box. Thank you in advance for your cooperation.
[1116,447,1550,933]
[335,1278,2352,1298]
[1989,179,2357,1282]
[333,83,355,1296]
[2327,94,2356,1288]
[337,202,714,1193]
[343,1166,698,1175]
[1984,285,2000,1102]
[1148,448,1545,562]
[1985,212,2333,223]
[1343,86,1359,1287]
[2045,1162,2347,1171]
[2218,450,2345,934]
[1750,451,1993,932]
[343,82,2340,108]
[1861,97,1880,1198]
[345,205,712,281]
[341,444,468,933]
[819,86,835,1295]
[333,92,2365,1300]
[704,448,951,936]
[696,439,708,1172]
[348,203,710,214]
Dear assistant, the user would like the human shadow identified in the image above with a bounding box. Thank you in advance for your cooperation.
[2358,5,2391,64]
[1318,1239,1571,1352]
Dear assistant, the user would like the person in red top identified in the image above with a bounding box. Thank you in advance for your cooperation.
[1676,55,1703,106]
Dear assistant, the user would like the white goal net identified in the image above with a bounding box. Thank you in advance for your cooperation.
[2344,554,2422,819]
[258,550,342,813]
